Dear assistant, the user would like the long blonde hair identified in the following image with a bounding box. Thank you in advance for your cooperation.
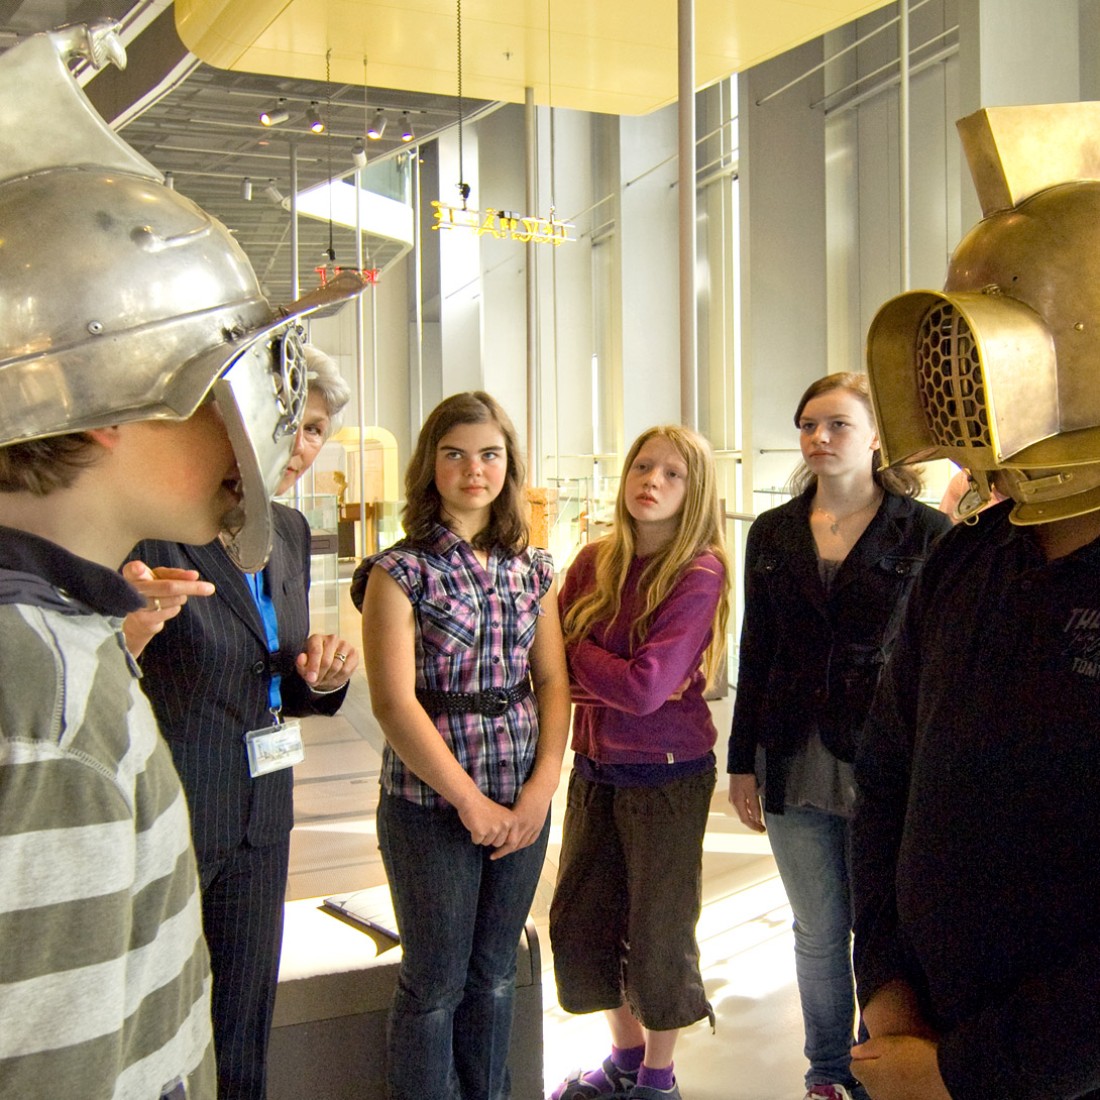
[563,426,731,687]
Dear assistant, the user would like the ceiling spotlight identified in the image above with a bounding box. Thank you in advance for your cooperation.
[163,171,175,190]
[400,112,415,142]
[367,109,386,140]
[308,102,325,134]
[260,98,289,126]
[351,139,367,169]
[241,177,253,201]
[263,180,284,204]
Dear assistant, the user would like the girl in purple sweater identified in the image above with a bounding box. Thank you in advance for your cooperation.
[549,426,730,1100]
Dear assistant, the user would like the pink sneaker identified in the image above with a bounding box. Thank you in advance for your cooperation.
[804,1086,854,1100]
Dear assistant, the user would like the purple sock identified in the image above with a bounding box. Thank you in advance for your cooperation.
[637,1063,676,1092]
[611,1044,645,1073]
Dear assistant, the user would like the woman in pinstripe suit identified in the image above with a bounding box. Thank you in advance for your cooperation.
[122,348,358,1100]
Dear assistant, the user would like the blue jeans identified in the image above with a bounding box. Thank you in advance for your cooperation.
[377,791,550,1100]
[766,806,869,1100]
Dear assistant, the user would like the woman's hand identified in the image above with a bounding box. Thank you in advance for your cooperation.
[728,772,766,832]
[493,782,553,860]
[296,633,358,692]
[454,790,521,851]
[666,674,695,702]
[121,560,215,658]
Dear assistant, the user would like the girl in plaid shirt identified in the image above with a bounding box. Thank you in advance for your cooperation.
[358,392,570,1100]
[548,426,730,1100]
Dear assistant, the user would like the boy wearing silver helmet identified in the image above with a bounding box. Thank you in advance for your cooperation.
[0,23,364,1099]
[851,104,1100,1100]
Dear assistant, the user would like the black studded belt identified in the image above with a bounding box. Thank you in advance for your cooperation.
[416,680,531,717]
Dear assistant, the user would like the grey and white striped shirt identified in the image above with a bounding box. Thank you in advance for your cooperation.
[0,531,214,1099]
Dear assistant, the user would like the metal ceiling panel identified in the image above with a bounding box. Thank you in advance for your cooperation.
[175,0,895,116]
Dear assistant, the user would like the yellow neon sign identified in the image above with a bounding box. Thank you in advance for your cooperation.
[430,201,572,245]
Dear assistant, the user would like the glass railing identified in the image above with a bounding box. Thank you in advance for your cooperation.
[372,500,405,556]
[542,477,587,572]
[358,155,412,206]
[723,507,756,692]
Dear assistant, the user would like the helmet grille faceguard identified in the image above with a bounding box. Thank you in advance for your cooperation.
[916,302,992,450]
[274,329,308,440]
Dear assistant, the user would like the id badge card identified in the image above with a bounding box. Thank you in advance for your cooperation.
[244,720,305,778]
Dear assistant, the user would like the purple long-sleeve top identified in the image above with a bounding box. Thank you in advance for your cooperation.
[559,542,724,765]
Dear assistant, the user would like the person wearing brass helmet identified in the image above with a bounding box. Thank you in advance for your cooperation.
[0,23,365,1100]
[121,345,360,1100]
[851,103,1100,1100]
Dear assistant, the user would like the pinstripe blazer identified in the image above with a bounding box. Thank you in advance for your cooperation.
[130,503,346,864]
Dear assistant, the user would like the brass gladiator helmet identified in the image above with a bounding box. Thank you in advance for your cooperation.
[0,23,367,569]
[867,102,1100,523]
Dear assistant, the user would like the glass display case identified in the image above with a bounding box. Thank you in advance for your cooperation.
[278,492,340,637]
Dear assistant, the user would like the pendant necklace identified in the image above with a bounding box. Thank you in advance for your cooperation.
[813,496,880,535]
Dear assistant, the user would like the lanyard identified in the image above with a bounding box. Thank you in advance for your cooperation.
[244,568,283,719]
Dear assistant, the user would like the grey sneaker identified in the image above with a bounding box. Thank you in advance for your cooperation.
[627,1084,682,1100]
[550,1058,638,1100]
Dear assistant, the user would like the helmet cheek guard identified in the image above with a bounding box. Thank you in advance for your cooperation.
[868,104,1100,525]
[213,326,308,571]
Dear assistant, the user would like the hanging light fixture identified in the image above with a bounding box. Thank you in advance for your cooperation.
[545,0,559,228]
[400,112,415,142]
[260,98,289,126]
[359,56,371,168]
[263,179,284,204]
[367,109,386,140]
[429,0,570,245]
[307,102,325,134]
[323,50,336,267]
[240,177,253,201]
[455,0,469,206]
[163,170,175,190]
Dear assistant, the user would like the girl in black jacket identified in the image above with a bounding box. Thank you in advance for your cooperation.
[727,372,950,1100]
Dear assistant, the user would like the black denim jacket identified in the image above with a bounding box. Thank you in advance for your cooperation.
[727,487,950,812]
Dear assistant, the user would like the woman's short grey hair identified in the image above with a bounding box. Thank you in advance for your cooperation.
[303,345,352,436]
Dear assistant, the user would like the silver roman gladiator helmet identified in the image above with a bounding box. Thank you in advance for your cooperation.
[0,22,367,569]
[867,102,1100,524]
